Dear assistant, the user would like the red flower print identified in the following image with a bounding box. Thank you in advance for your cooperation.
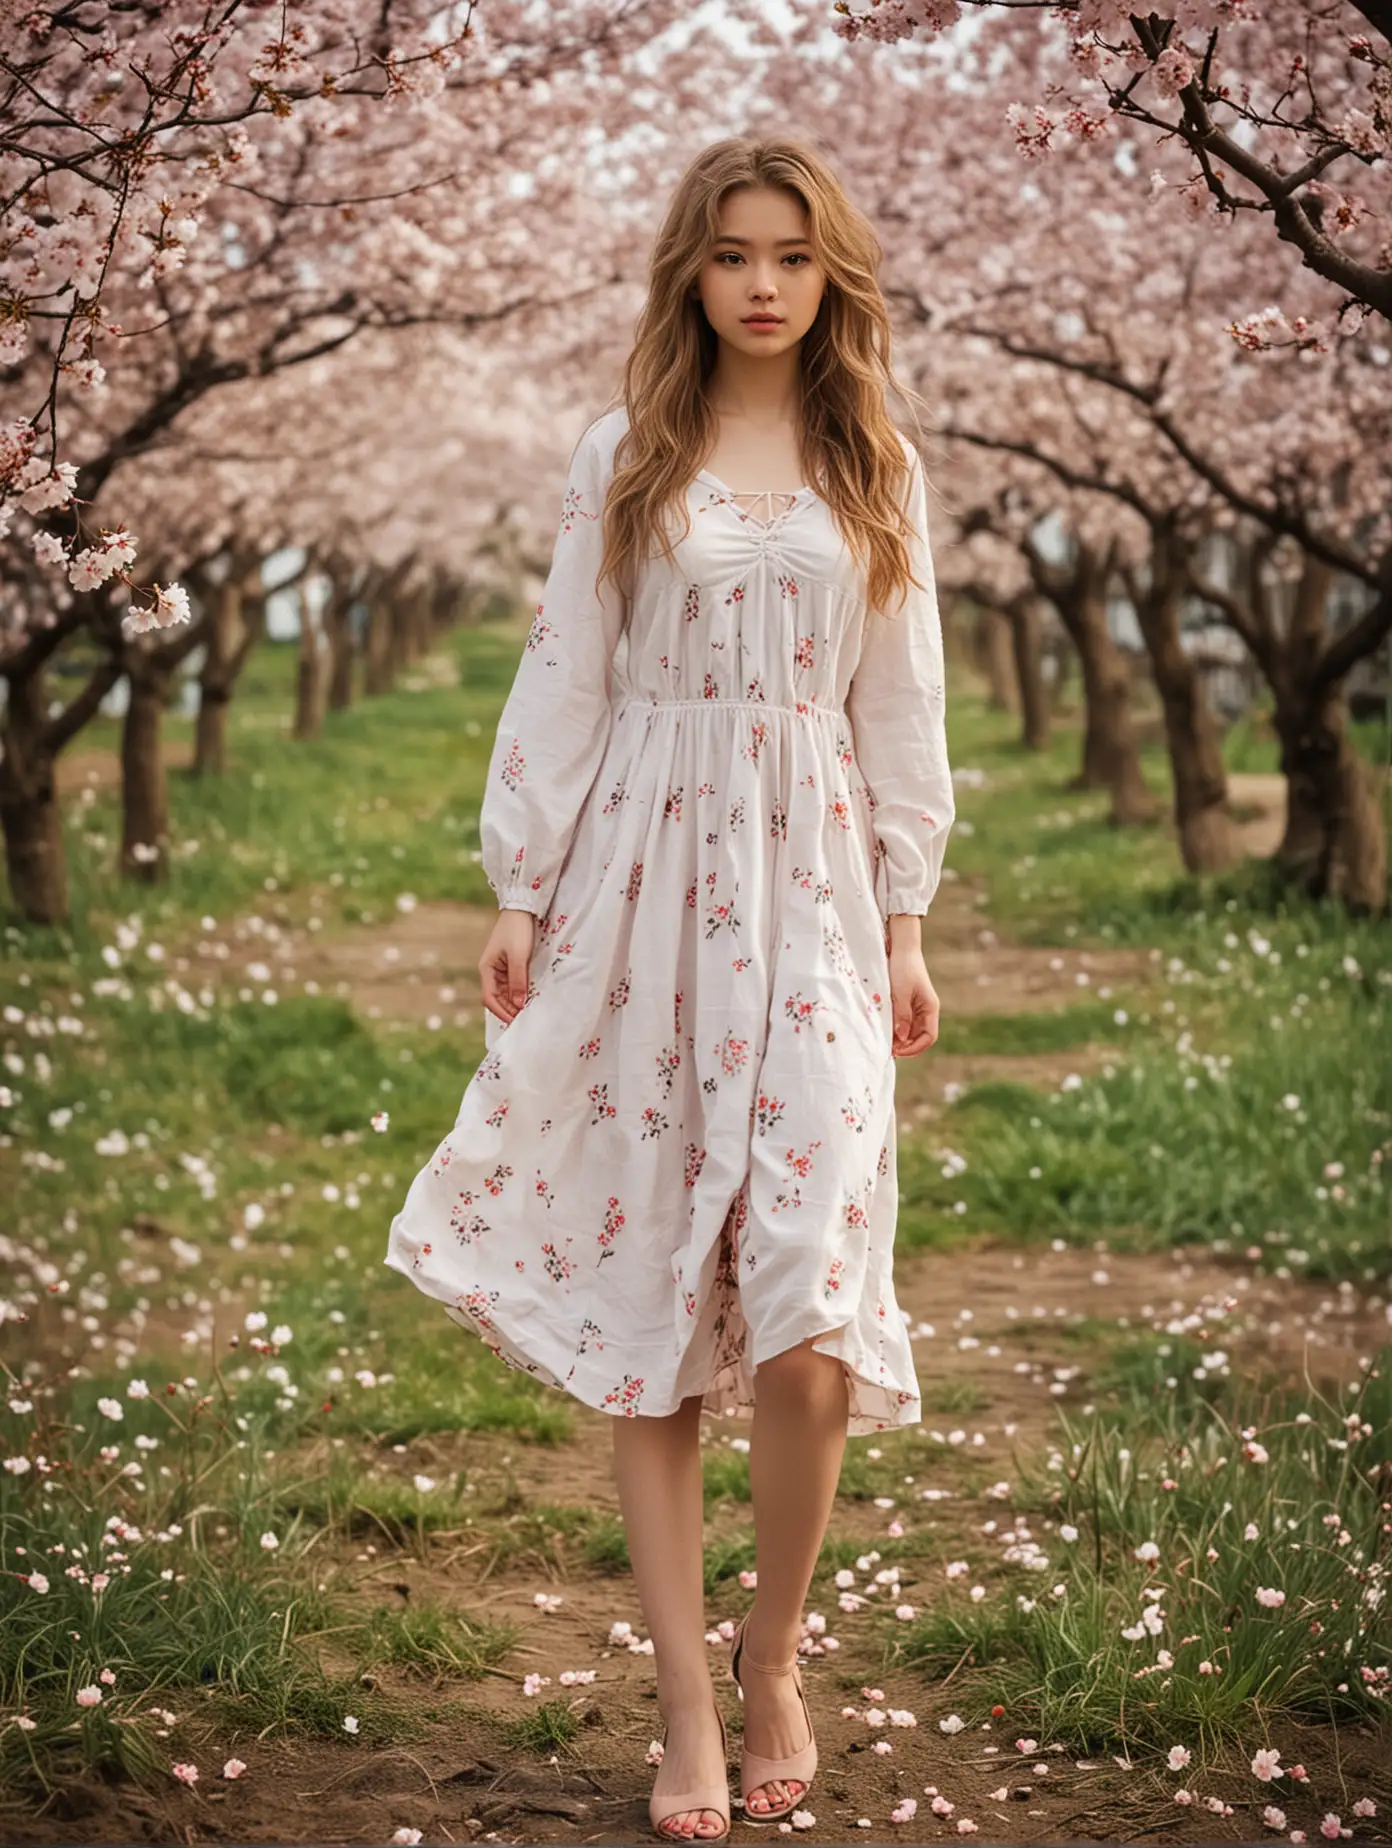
[782,991,825,1035]
[450,1201,490,1245]
[753,1091,785,1135]
[703,886,742,940]
[455,1288,500,1334]
[784,1140,823,1180]
[500,739,526,790]
[596,1196,626,1263]
[716,1031,752,1077]
[741,720,769,766]
[541,1240,575,1284]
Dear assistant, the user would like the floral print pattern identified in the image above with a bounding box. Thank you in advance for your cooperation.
[384,408,954,1435]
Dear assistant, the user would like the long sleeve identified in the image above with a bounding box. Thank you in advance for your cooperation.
[845,440,955,921]
[479,419,626,917]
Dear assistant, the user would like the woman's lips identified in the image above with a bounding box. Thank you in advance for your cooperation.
[743,316,783,327]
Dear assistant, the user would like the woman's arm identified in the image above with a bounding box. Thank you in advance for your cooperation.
[845,438,955,925]
[479,419,626,917]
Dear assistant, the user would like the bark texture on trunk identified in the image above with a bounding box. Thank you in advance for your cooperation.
[194,551,266,776]
[1008,594,1050,753]
[293,582,325,741]
[1275,686,1387,910]
[1126,525,1236,874]
[1,599,123,924]
[0,669,68,923]
[324,581,356,711]
[977,606,1018,711]
[121,657,175,882]
[1032,537,1156,825]
[1189,537,1391,914]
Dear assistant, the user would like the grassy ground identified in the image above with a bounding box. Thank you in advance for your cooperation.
[3,621,1390,1842]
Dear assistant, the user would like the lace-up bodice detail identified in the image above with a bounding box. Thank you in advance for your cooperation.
[725,488,803,527]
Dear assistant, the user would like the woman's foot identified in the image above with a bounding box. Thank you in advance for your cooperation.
[734,1618,814,1817]
[650,1695,730,1840]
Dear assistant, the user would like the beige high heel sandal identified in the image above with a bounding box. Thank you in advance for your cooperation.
[728,1612,818,1822]
[648,1697,731,1843]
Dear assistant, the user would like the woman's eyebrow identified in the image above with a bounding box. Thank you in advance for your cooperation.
[713,235,810,247]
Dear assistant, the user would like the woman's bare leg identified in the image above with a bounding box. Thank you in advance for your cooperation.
[611,1393,727,1839]
[741,1338,849,1815]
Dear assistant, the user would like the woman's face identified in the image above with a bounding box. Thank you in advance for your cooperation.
[693,184,826,356]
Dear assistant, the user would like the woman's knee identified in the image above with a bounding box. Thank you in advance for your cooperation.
[756,1332,841,1384]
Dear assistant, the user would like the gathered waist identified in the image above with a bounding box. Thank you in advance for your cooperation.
[615,695,844,724]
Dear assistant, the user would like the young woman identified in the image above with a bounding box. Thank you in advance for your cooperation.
[385,135,954,1842]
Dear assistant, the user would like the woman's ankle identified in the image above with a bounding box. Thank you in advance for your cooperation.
[655,1664,716,1714]
[741,1608,802,1668]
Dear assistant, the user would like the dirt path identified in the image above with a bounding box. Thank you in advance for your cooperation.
[26,767,1388,1846]
[21,1239,1387,1847]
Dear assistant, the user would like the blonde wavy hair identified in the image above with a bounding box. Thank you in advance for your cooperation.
[593,135,930,618]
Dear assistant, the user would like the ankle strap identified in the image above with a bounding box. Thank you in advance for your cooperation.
[737,1645,800,1676]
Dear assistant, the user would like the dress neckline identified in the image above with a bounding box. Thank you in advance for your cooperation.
[694,468,820,532]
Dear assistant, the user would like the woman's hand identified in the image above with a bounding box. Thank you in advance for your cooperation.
[479,908,538,1025]
[887,940,941,1059]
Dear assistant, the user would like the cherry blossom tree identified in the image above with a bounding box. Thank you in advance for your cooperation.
[828,2,1391,342]
[1,0,730,922]
[747,15,1390,904]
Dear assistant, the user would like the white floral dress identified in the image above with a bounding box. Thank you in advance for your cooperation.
[384,405,954,1435]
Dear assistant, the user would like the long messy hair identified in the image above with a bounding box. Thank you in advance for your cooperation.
[595,135,930,618]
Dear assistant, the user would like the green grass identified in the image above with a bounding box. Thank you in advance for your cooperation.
[893,1343,1392,1754]
[3,620,1390,1790]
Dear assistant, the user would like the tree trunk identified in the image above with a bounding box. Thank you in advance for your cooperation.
[1008,594,1050,752]
[387,592,409,678]
[978,607,1017,711]
[1275,686,1387,911]
[0,668,68,924]
[294,584,325,741]
[1268,551,1386,910]
[1131,528,1236,874]
[364,596,395,696]
[325,593,355,711]
[1055,546,1156,825]
[429,573,457,640]
[121,656,174,883]
[194,563,264,775]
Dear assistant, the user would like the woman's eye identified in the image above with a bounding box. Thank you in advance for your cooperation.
[713,251,810,266]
